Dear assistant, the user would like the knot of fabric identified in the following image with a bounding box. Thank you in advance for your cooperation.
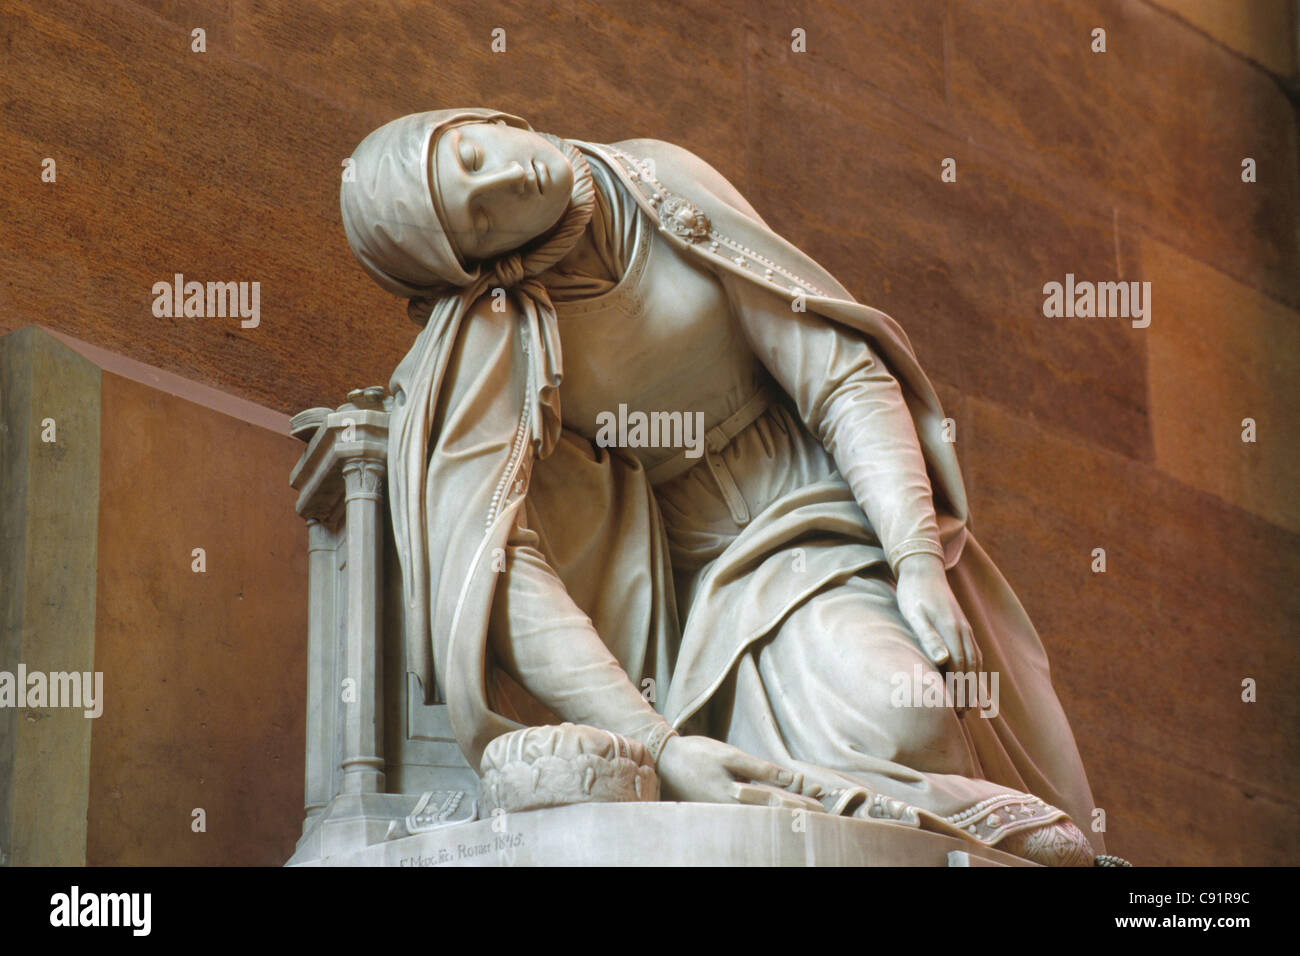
[401,135,596,326]
[493,253,526,288]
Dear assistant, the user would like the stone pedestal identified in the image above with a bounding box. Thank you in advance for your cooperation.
[290,802,1033,867]
[1,325,309,866]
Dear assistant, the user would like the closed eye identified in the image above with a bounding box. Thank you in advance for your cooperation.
[459,138,481,172]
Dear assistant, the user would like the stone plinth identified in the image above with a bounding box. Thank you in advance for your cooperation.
[290,802,1033,867]
[0,326,308,866]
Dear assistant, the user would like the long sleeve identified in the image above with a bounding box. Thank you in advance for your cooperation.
[724,273,945,574]
[487,506,670,743]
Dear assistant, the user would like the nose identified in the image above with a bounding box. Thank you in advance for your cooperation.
[466,162,527,201]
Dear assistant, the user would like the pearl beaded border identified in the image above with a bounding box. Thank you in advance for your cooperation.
[604,146,828,299]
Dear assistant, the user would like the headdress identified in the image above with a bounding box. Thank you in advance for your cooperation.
[339,109,594,701]
[340,108,595,322]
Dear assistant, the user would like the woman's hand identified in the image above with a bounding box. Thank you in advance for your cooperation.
[895,553,980,674]
[656,734,818,805]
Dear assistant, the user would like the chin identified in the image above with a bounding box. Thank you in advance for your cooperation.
[543,145,575,195]
[535,195,569,236]
[555,168,575,200]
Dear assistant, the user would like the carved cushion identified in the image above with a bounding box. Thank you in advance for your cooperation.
[479,723,659,813]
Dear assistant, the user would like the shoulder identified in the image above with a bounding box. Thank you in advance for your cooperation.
[608,138,767,226]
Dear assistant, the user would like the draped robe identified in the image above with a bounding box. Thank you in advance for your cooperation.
[387,136,1105,854]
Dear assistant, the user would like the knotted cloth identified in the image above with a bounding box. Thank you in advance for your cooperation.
[339,108,594,698]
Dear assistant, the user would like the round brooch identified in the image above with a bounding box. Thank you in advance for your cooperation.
[658,196,711,242]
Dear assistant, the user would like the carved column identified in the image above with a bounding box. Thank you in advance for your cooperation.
[289,387,391,828]
[338,456,386,794]
[302,517,335,821]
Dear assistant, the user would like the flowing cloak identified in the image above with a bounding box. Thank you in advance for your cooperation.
[388,136,1103,849]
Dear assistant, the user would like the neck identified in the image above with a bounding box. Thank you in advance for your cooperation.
[495,134,595,284]
[555,226,615,283]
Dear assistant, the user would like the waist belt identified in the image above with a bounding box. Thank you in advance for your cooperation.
[646,387,772,525]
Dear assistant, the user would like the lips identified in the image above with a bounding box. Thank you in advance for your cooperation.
[530,158,548,195]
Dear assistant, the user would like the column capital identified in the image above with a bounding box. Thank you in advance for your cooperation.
[290,388,391,521]
[341,458,386,502]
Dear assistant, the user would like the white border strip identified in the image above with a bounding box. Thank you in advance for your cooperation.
[41,326,292,436]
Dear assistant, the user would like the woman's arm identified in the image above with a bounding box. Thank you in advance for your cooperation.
[488,504,811,798]
[723,273,979,673]
[725,274,943,572]
[488,509,667,743]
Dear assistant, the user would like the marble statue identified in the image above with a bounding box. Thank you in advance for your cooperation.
[336,108,1123,867]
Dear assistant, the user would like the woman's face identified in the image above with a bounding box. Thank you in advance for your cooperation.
[432,121,574,263]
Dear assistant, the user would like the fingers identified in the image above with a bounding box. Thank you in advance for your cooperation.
[726,750,800,791]
[944,611,979,675]
[932,611,973,673]
[960,619,981,675]
[943,620,969,673]
[906,608,950,668]
[947,617,983,716]
[927,627,954,669]
[731,781,825,811]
